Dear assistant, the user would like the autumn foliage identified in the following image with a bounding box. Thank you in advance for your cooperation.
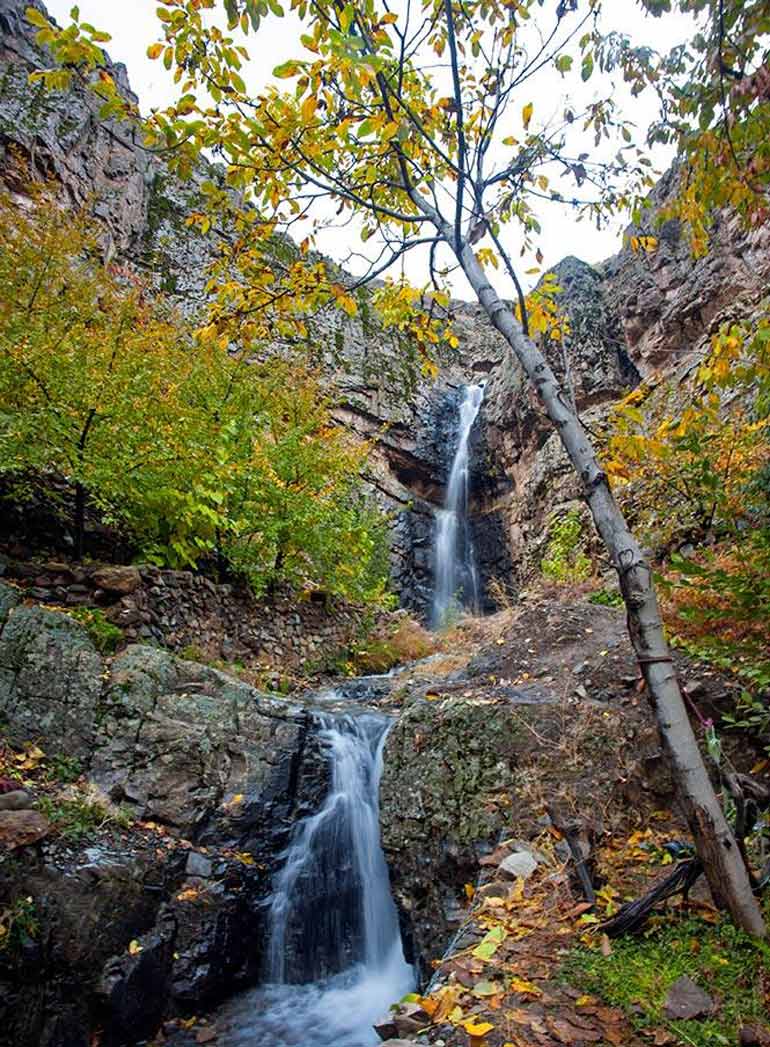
[0,187,390,603]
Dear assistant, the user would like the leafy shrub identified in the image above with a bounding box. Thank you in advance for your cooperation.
[541,510,592,583]
[0,897,38,954]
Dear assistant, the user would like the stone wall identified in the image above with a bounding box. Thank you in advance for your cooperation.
[0,558,381,669]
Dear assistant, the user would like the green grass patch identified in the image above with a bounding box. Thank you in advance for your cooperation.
[565,910,770,1046]
[66,607,123,654]
[37,794,132,840]
[588,587,624,608]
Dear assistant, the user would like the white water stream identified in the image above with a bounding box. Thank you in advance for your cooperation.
[217,713,414,1046]
[432,383,484,627]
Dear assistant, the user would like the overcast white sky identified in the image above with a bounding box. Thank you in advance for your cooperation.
[45,0,696,297]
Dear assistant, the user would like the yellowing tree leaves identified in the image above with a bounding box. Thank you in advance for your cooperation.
[522,102,534,129]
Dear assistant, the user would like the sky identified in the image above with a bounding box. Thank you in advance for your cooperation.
[45,0,697,297]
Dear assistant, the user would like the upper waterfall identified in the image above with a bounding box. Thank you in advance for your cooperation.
[432,383,485,627]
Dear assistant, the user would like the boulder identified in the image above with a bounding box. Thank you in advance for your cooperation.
[498,849,539,880]
[91,566,141,595]
[392,1002,431,1039]
[0,605,103,759]
[91,645,309,839]
[185,852,213,879]
[380,690,539,978]
[0,789,33,811]
[374,1014,398,1041]
[0,809,50,848]
[100,910,177,1044]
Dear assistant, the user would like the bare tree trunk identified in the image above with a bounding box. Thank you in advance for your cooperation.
[455,239,765,937]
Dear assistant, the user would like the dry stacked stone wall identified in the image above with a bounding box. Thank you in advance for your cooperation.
[0,558,381,668]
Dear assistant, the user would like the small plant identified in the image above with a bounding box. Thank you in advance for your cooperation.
[37,792,132,840]
[345,618,436,675]
[588,587,623,608]
[0,896,38,954]
[48,753,83,784]
[179,643,206,663]
[541,510,593,583]
[66,607,123,654]
[723,689,770,754]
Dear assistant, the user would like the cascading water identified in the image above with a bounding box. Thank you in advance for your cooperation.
[432,383,484,627]
[217,712,414,1046]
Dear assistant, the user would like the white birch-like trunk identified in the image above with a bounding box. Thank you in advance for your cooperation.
[454,238,765,936]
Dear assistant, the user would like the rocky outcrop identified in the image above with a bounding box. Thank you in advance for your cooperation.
[0,582,325,841]
[0,579,334,1045]
[380,681,559,980]
[0,604,103,759]
[480,177,770,580]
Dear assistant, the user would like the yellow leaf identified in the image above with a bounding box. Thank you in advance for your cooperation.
[301,94,317,121]
[510,976,542,996]
[522,102,534,130]
[147,43,164,60]
[128,940,142,955]
[464,882,475,900]
[463,1019,495,1036]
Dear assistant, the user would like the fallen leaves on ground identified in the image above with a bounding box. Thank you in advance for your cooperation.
[416,825,683,1047]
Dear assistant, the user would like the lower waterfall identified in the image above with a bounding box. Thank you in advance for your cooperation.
[217,711,414,1046]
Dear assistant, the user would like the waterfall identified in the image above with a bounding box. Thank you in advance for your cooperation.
[432,383,484,627]
[216,712,414,1046]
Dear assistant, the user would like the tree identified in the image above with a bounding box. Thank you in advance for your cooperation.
[623,0,770,257]
[28,0,770,932]
[0,184,194,559]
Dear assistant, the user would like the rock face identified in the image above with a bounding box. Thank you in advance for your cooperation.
[0,604,103,759]
[380,688,544,979]
[481,181,770,580]
[0,582,323,845]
